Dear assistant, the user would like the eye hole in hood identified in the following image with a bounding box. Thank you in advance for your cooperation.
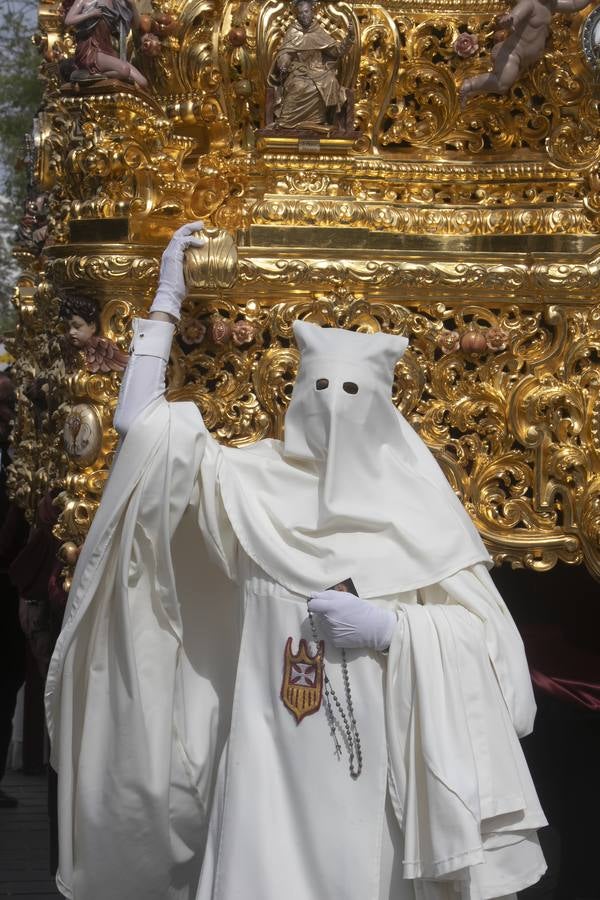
[316,378,329,390]
[343,382,359,394]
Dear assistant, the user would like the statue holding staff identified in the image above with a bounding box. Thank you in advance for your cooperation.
[267,0,355,133]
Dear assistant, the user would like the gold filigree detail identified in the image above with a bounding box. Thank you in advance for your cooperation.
[12,0,600,587]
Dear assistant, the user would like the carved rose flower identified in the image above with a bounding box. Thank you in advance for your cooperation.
[232,320,255,347]
[227,26,247,47]
[152,14,177,37]
[180,320,207,346]
[454,32,479,58]
[485,326,509,352]
[210,316,233,346]
[436,329,460,355]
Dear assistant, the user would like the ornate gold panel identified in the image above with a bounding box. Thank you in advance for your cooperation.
[10,0,600,585]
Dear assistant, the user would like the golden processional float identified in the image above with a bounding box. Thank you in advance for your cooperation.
[10,0,600,587]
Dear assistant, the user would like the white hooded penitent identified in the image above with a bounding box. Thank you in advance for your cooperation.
[46,314,546,900]
[218,320,491,597]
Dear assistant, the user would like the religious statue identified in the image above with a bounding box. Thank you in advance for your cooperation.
[62,0,148,88]
[459,0,592,104]
[265,0,355,134]
[47,225,548,900]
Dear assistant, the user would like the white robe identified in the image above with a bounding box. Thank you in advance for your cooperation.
[46,398,546,900]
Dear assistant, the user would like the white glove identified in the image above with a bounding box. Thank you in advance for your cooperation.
[308,590,397,652]
[149,221,207,320]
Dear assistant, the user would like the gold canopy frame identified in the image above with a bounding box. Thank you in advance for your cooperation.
[10,0,600,585]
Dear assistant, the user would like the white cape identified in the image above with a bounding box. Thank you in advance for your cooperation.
[216,321,492,598]
[46,398,546,900]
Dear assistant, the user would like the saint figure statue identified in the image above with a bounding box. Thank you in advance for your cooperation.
[63,0,148,88]
[267,0,355,133]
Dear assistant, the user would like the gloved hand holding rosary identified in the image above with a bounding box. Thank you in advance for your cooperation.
[308,589,398,652]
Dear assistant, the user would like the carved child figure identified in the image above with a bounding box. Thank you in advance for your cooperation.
[59,296,129,373]
[60,295,99,351]
[459,0,591,105]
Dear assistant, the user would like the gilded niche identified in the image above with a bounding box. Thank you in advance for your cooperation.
[259,0,357,136]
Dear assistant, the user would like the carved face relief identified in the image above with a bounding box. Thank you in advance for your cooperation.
[296,1,314,31]
[68,315,97,349]
[63,404,102,467]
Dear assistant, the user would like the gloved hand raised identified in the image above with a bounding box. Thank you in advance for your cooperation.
[149,221,207,321]
[308,590,397,652]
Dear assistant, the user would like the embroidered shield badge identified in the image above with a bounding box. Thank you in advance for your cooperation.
[281,637,324,723]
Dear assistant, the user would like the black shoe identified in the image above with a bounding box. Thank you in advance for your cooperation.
[0,788,18,808]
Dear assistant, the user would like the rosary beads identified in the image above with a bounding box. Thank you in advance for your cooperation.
[307,603,363,779]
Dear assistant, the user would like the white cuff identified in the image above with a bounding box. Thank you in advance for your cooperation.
[130,317,175,361]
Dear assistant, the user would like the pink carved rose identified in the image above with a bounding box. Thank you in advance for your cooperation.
[232,320,255,347]
[436,329,460,355]
[454,32,479,58]
[181,319,207,346]
[485,326,509,351]
[210,316,233,346]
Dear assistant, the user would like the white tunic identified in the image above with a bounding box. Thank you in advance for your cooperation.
[196,554,397,900]
[46,323,547,900]
[191,550,546,900]
[188,426,546,900]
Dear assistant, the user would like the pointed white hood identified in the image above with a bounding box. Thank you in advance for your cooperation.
[283,322,411,530]
[218,322,491,597]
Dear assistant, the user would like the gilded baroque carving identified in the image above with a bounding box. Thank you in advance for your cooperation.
[234,255,600,300]
[48,253,159,285]
[167,291,600,575]
[7,281,70,520]
[10,0,600,584]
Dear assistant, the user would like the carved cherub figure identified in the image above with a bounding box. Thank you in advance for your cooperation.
[459,0,592,105]
[59,296,129,373]
[63,0,148,88]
